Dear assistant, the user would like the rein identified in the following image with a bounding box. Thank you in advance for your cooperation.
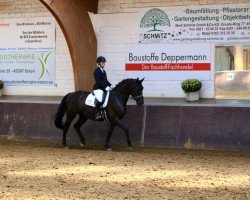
[109,91,142,101]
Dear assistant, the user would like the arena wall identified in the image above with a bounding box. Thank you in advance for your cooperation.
[0,101,249,150]
[98,0,250,14]
[93,0,250,98]
[0,1,250,151]
[0,0,249,97]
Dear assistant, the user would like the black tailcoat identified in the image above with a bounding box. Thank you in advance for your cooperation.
[93,67,111,90]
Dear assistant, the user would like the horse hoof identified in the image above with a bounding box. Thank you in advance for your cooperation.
[127,146,133,150]
[80,143,85,147]
[106,148,112,151]
[64,146,69,149]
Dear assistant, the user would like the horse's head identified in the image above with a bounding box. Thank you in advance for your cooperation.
[130,78,144,106]
[0,80,3,90]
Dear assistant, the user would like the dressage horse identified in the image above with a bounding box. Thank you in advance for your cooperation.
[54,78,144,150]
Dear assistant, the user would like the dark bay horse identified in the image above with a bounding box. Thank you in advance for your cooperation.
[54,78,144,150]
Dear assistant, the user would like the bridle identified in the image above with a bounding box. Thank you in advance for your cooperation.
[109,82,144,101]
[131,95,143,101]
[109,91,143,101]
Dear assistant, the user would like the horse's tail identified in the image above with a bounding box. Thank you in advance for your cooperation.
[54,93,70,130]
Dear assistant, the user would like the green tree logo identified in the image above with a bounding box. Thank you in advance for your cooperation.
[140,8,171,32]
[37,52,52,80]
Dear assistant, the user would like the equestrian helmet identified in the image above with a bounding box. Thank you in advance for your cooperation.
[97,56,106,63]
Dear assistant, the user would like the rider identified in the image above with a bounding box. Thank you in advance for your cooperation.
[93,56,112,120]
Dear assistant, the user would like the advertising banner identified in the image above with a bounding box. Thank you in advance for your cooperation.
[126,43,211,80]
[0,17,55,85]
[0,51,55,85]
[139,4,250,44]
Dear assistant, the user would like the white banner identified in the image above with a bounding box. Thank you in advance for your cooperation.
[0,17,55,50]
[139,4,250,44]
[0,51,55,85]
[126,43,212,80]
[0,17,55,85]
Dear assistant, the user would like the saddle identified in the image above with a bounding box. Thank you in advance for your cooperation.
[85,90,110,108]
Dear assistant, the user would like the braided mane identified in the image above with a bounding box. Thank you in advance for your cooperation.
[114,78,135,90]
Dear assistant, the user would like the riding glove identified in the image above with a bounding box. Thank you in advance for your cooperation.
[105,86,112,91]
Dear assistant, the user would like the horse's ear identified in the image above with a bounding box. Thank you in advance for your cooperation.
[140,78,145,83]
[136,77,144,84]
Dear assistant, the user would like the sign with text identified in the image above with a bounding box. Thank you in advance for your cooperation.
[0,51,55,85]
[0,17,55,50]
[139,4,250,43]
[0,17,55,85]
[125,43,211,80]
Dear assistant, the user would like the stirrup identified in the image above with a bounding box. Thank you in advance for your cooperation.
[95,113,103,120]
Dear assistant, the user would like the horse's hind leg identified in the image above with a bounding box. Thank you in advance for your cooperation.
[73,114,87,147]
[62,113,76,148]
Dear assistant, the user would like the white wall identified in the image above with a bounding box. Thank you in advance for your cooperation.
[98,0,250,14]
[93,0,249,98]
[0,0,74,96]
[90,12,215,98]
[0,0,249,97]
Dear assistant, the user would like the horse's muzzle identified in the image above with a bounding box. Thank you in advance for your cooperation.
[136,96,144,106]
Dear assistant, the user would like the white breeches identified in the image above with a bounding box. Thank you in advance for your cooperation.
[93,89,104,102]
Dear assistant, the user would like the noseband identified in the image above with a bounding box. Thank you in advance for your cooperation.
[131,95,143,101]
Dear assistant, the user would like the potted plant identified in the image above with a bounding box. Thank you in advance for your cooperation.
[181,79,202,101]
[0,80,4,97]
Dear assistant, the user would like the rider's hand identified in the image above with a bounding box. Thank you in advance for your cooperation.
[105,86,112,91]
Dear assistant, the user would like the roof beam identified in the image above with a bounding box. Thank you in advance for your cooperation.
[40,0,97,91]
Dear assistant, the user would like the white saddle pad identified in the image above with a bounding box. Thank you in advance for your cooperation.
[85,91,110,108]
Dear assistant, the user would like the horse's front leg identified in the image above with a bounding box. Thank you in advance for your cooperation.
[104,123,116,151]
[112,118,133,149]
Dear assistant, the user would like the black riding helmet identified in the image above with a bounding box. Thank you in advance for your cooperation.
[97,56,106,63]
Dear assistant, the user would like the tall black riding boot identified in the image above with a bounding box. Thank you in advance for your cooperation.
[95,101,103,120]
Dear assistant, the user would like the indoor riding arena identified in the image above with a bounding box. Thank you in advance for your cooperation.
[0,0,250,200]
[0,138,249,200]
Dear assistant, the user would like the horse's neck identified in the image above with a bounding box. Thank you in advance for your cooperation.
[113,83,130,98]
[112,82,131,104]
